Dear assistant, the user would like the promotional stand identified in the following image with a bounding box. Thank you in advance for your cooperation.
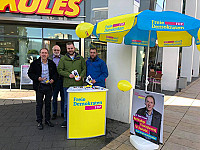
[0,65,15,91]
[20,65,33,90]
[67,86,108,139]
[130,89,164,149]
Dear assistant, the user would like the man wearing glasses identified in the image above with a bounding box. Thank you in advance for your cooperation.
[58,42,86,128]
[49,45,64,120]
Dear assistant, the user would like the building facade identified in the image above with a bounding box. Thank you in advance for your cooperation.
[0,0,199,123]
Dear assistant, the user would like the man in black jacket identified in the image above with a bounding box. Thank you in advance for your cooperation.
[134,95,162,144]
[28,48,58,130]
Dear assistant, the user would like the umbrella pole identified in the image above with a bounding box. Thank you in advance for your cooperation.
[145,30,151,91]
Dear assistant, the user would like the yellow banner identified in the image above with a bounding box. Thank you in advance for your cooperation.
[157,31,192,47]
[99,31,129,44]
[96,13,139,34]
[68,91,107,139]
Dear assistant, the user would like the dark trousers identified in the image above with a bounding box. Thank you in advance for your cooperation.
[36,84,53,123]
[52,79,64,115]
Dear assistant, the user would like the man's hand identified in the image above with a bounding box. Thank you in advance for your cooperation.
[69,74,75,78]
[49,79,54,84]
[38,77,46,81]
[91,79,96,84]
[75,76,81,81]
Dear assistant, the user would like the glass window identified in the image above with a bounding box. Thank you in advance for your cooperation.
[25,27,42,38]
[43,28,79,40]
[0,25,18,36]
[85,38,107,62]
[27,39,42,64]
[155,4,163,12]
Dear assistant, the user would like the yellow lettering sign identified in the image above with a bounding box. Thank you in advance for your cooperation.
[0,0,18,12]
[0,0,82,17]
[18,0,40,14]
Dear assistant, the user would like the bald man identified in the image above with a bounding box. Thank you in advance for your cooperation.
[49,45,64,120]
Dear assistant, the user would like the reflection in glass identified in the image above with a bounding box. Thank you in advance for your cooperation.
[26,27,42,38]
[27,39,42,64]
[43,28,79,40]
[85,38,107,62]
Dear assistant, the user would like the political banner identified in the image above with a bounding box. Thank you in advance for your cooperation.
[130,89,164,145]
[0,65,13,85]
[20,65,32,85]
[67,86,108,139]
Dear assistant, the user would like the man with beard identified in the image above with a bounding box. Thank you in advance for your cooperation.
[49,45,64,120]
[28,48,58,130]
[86,47,108,87]
[57,42,86,128]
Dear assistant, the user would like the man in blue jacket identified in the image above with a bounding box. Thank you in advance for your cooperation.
[86,47,108,87]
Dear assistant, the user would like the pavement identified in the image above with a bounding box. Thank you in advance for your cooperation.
[0,78,200,150]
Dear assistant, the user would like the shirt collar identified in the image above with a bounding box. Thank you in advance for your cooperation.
[41,59,48,64]
[53,54,60,58]
[146,109,153,116]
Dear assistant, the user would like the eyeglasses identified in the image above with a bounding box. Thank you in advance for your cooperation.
[53,49,60,51]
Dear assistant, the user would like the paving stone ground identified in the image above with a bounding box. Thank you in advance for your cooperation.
[1,77,200,150]
[102,77,200,150]
[0,89,129,150]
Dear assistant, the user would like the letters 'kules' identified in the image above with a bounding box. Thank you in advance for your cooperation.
[0,0,82,17]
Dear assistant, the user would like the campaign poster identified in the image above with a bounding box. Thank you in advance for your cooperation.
[20,65,32,85]
[130,89,164,145]
[67,87,108,139]
[0,65,13,85]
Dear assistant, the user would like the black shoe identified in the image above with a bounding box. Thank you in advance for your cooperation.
[37,122,43,130]
[61,121,67,128]
[45,120,54,127]
[61,113,64,118]
[52,114,57,120]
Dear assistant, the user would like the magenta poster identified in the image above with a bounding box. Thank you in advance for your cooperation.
[130,89,164,144]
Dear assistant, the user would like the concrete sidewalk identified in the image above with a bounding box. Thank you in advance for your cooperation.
[0,78,200,150]
[102,78,200,150]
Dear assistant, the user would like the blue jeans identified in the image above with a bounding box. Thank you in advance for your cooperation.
[52,79,64,115]
[63,87,68,121]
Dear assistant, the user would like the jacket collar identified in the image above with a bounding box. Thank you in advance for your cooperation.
[66,52,80,60]
[88,55,99,62]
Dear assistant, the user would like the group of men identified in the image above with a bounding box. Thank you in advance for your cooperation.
[28,42,108,130]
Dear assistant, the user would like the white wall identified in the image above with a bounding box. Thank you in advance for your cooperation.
[181,0,197,82]
[106,0,138,123]
[192,0,200,77]
[162,0,182,91]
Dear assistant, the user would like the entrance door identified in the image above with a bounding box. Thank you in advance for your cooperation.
[43,39,80,56]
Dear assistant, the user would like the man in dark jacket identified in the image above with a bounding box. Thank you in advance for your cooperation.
[134,95,162,144]
[49,45,64,120]
[28,48,58,130]
[86,48,108,87]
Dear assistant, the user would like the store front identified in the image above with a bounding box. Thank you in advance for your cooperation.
[0,0,109,87]
[0,23,81,85]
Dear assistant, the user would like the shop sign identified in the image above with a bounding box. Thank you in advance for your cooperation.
[0,0,82,17]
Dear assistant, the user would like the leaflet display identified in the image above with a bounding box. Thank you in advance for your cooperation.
[67,86,108,139]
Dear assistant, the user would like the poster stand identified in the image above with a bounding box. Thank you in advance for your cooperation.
[0,65,14,91]
[20,65,32,90]
[130,135,159,150]
[130,89,164,150]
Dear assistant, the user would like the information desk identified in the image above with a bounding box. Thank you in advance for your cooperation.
[67,86,108,139]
